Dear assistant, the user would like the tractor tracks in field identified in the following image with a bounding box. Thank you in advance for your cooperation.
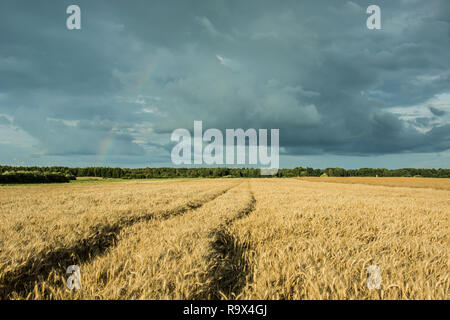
[0,184,237,299]
[194,182,256,299]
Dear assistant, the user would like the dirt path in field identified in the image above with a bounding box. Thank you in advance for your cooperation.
[0,184,236,299]
[193,181,256,299]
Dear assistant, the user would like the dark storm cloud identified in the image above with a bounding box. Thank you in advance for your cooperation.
[429,106,446,117]
[0,116,11,125]
[0,0,449,164]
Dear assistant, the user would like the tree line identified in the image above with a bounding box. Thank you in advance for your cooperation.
[0,170,75,184]
[1,165,449,182]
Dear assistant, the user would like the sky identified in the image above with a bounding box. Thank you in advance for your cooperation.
[0,0,449,169]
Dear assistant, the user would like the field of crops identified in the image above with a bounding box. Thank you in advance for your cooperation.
[0,177,448,299]
[298,176,450,191]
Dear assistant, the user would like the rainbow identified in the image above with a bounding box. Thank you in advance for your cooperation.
[133,58,156,95]
[95,131,114,166]
[94,58,156,165]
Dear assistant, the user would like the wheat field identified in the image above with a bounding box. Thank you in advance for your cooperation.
[0,177,448,300]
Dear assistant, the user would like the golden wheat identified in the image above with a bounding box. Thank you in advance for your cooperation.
[32,181,253,299]
[0,179,238,298]
[235,179,449,299]
[298,176,450,191]
[0,177,448,299]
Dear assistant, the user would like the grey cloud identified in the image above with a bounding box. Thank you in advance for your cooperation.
[0,0,449,167]
[429,106,446,116]
[0,116,11,125]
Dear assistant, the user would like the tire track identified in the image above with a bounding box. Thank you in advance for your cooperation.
[194,182,256,299]
[0,184,236,299]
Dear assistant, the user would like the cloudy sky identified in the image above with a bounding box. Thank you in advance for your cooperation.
[0,0,449,169]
